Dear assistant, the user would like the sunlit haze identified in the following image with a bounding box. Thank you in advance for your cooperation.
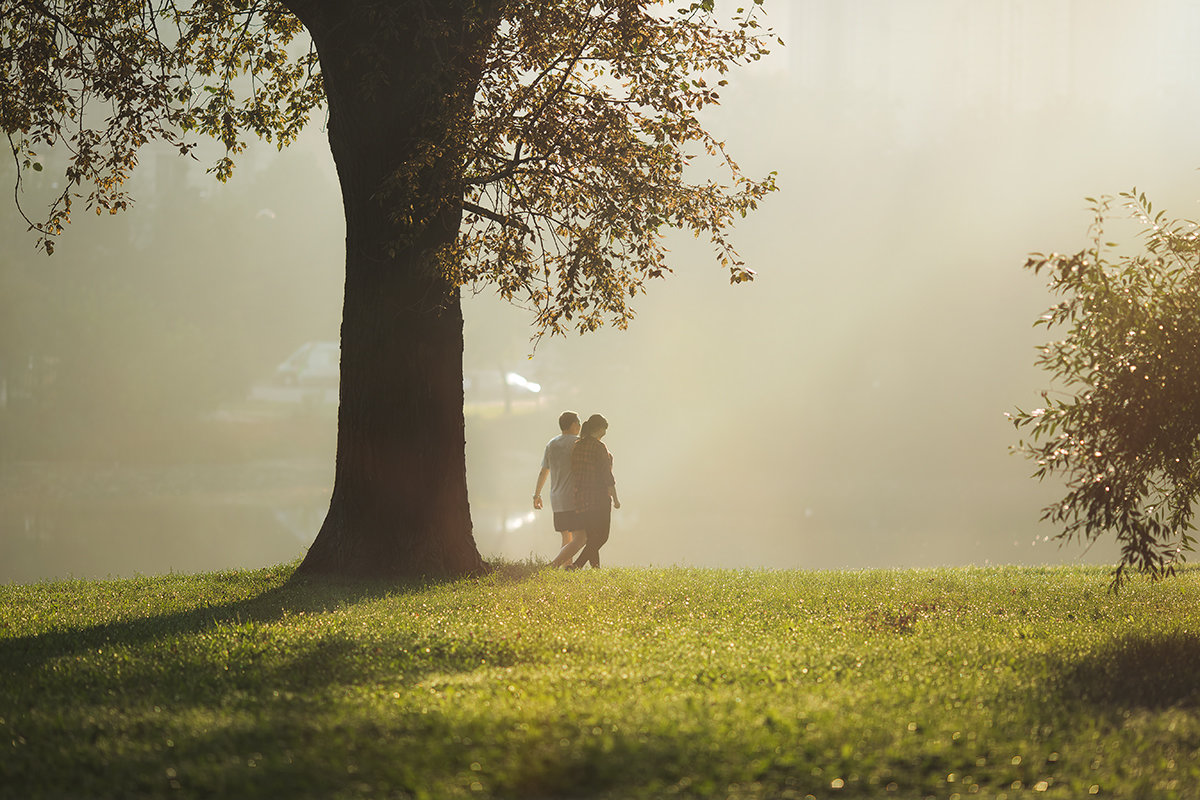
[5,0,1200,582]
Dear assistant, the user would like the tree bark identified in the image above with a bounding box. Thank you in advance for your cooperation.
[289,0,497,578]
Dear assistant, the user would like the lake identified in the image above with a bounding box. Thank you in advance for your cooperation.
[0,459,554,584]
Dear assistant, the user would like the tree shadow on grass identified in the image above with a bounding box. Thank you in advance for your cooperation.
[9,679,732,800]
[0,563,563,799]
[2,576,384,670]
[1054,631,1200,710]
[0,562,543,674]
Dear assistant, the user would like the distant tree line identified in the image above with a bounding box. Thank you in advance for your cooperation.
[0,147,343,456]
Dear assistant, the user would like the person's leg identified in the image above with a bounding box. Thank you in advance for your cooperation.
[590,527,609,567]
[551,531,587,567]
[574,507,610,568]
[567,508,590,568]
[572,545,594,569]
[551,512,578,564]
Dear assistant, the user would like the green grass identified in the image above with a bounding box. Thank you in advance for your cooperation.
[3,563,1200,799]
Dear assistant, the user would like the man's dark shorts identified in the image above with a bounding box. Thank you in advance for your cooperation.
[553,510,580,532]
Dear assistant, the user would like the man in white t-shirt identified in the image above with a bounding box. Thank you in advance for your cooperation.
[533,410,581,552]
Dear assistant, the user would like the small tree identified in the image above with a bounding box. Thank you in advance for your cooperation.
[1012,192,1200,587]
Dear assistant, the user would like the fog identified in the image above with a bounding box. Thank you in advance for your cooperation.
[5,0,1200,582]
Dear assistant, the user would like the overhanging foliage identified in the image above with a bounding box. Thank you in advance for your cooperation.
[3,0,778,334]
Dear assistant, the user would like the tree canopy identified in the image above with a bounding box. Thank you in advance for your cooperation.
[3,0,777,332]
[2,0,323,249]
[1012,192,1200,587]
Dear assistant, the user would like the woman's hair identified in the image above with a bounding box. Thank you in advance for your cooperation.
[580,413,609,438]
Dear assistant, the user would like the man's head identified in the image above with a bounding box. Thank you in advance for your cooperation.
[558,410,581,434]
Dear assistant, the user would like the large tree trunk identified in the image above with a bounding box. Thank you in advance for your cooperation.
[289,0,496,579]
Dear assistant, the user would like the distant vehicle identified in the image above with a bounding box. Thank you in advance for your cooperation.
[274,341,339,386]
[463,370,541,396]
[246,341,339,406]
[463,370,542,410]
[252,341,542,410]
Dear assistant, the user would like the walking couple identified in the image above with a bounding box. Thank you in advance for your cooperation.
[533,411,620,569]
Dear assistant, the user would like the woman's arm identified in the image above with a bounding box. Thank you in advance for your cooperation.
[604,444,619,509]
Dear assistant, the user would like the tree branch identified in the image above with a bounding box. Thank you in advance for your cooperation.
[462,200,529,235]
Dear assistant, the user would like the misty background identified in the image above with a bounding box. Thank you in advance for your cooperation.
[4,0,1200,583]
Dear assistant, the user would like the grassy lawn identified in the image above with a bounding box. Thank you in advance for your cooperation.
[2,563,1199,799]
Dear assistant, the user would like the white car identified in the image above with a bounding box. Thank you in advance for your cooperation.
[275,341,339,386]
[258,341,542,408]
